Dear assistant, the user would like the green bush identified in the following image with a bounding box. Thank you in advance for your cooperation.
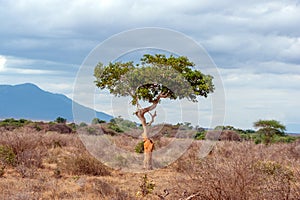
[139,174,155,197]
[68,123,77,131]
[79,122,88,127]
[108,122,124,133]
[54,117,67,123]
[91,118,106,124]
[254,137,262,144]
[194,131,206,140]
[272,135,297,143]
[110,117,137,131]
[0,145,16,165]
[33,123,42,131]
[120,120,137,129]
[239,133,251,141]
[87,127,97,135]
[252,134,297,144]
[135,141,144,154]
[0,118,31,128]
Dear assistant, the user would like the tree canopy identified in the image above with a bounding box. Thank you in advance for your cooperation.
[254,119,286,133]
[94,54,214,104]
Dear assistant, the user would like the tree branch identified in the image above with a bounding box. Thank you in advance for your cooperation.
[184,192,201,200]
[134,91,169,128]
[147,111,157,126]
[159,92,169,98]
[136,96,142,110]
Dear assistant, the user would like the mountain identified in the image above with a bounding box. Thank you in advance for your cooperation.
[0,83,113,123]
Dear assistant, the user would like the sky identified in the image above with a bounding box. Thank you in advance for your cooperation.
[0,0,300,132]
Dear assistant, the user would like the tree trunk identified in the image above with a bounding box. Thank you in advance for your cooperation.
[136,107,156,170]
[135,94,165,170]
[143,138,154,170]
[141,117,148,139]
[138,114,154,170]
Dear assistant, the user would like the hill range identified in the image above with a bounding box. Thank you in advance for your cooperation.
[0,83,113,123]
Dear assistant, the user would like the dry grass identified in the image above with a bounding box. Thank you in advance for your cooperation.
[171,141,300,199]
[0,127,299,199]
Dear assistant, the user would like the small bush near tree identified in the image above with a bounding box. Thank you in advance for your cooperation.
[0,145,16,165]
[138,174,155,197]
[194,131,206,140]
[135,141,144,153]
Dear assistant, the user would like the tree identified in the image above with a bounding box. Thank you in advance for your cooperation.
[253,119,286,144]
[55,117,67,124]
[94,54,214,169]
[79,122,88,127]
[91,118,106,125]
[214,125,235,131]
[110,116,137,129]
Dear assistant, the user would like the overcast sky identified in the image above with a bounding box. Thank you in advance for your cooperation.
[0,0,300,132]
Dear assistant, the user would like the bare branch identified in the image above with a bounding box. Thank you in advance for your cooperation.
[184,192,201,200]
[136,97,142,110]
[147,111,157,126]
[159,92,169,98]
[134,91,168,129]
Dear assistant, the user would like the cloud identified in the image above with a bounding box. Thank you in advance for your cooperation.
[280,37,300,63]
[0,55,6,71]
[0,55,78,96]
[1,1,299,67]
[0,0,300,132]
[0,55,78,75]
[219,67,300,131]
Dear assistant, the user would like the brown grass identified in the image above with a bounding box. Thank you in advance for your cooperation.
[171,141,300,199]
[0,127,299,199]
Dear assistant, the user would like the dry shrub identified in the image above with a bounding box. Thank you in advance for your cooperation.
[205,130,241,141]
[205,130,222,140]
[0,178,45,200]
[0,128,86,178]
[60,152,111,176]
[173,141,300,200]
[0,163,5,177]
[47,123,73,134]
[87,179,132,200]
[0,128,46,171]
[112,134,139,152]
[42,132,84,149]
[219,130,241,141]
[0,128,43,153]
[289,138,300,158]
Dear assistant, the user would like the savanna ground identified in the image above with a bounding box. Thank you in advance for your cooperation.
[0,123,300,200]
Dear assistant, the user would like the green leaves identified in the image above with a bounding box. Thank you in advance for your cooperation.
[254,120,286,133]
[94,54,214,105]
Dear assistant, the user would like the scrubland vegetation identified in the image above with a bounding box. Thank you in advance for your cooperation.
[0,118,299,199]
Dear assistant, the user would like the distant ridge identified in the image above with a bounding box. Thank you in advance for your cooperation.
[0,83,113,123]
